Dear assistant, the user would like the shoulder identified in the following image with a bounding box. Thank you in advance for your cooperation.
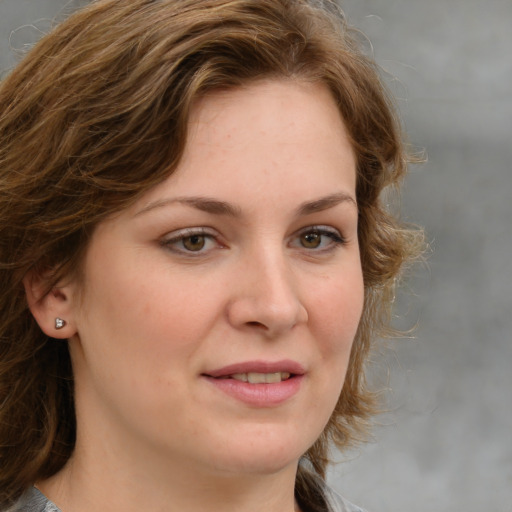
[2,488,61,512]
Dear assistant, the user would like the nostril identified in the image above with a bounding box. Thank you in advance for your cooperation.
[246,321,266,329]
[227,295,306,335]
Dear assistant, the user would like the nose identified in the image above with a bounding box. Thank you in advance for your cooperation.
[226,248,308,337]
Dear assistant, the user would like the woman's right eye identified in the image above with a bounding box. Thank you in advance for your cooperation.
[181,234,207,251]
[160,229,220,255]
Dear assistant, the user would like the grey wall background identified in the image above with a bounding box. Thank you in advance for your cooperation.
[330,2,512,511]
[1,1,511,511]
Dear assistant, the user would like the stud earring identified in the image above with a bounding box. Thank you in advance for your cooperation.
[55,318,66,330]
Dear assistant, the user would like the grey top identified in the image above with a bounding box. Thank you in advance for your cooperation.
[5,489,59,512]
[7,486,367,512]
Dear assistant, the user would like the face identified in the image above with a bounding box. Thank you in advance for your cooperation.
[67,80,363,479]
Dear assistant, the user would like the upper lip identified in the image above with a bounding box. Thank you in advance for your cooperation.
[203,360,306,378]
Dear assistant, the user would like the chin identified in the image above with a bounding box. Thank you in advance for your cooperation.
[202,428,313,477]
[213,452,300,478]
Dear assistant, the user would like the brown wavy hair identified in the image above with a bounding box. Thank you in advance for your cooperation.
[0,0,422,506]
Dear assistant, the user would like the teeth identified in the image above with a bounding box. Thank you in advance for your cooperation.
[231,372,291,383]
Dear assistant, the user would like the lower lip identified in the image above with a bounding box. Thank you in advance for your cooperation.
[203,375,304,407]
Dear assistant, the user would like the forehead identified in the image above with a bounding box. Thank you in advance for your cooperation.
[188,79,350,151]
[129,79,356,217]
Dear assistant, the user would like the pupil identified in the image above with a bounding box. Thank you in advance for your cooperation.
[184,235,205,251]
[302,232,321,248]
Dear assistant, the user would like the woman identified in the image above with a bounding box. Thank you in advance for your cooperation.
[0,1,421,511]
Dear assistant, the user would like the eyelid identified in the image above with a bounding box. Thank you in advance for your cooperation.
[161,226,216,240]
[160,227,223,254]
[296,225,345,240]
[292,225,347,249]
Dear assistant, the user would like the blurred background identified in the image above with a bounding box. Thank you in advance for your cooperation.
[1,1,511,511]
[332,2,512,511]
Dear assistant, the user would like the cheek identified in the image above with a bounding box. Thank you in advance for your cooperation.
[78,255,228,371]
[72,260,226,420]
[310,269,364,356]
[307,269,364,419]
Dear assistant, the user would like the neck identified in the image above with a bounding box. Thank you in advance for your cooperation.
[40,382,304,512]
[38,443,300,512]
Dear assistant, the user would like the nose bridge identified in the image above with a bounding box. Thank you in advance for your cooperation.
[256,243,296,306]
[227,239,308,335]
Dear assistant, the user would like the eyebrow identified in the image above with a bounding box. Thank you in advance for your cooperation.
[135,196,242,217]
[296,192,357,215]
[134,192,356,218]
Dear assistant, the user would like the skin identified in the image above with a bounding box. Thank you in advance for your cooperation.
[28,80,364,512]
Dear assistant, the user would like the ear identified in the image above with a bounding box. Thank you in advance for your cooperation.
[23,272,78,339]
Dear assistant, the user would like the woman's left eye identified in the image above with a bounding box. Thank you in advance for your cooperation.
[293,227,345,251]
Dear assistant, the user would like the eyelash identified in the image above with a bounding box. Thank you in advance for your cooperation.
[294,226,346,251]
[160,228,220,256]
[160,226,346,256]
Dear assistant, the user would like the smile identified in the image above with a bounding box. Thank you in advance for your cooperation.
[222,372,291,384]
[203,361,304,406]
[204,360,304,381]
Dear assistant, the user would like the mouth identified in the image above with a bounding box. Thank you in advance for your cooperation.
[217,372,292,384]
[201,360,304,406]
[203,360,305,382]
